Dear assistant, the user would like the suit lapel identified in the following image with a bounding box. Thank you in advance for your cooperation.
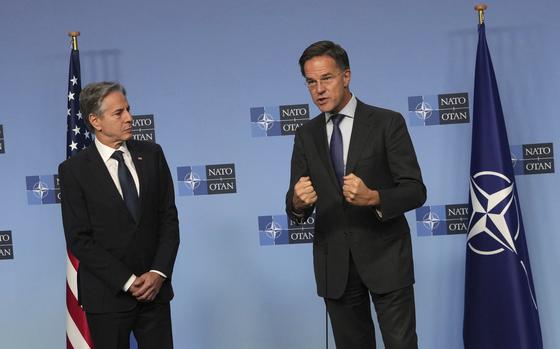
[312,114,341,191]
[85,143,140,224]
[85,146,129,213]
[346,100,375,174]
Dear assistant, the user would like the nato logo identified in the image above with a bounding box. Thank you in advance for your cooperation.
[468,170,539,308]
[259,213,315,246]
[407,93,469,126]
[26,175,60,205]
[177,163,236,196]
[0,231,14,260]
[132,115,155,142]
[250,104,310,137]
[511,142,554,175]
[416,204,469,236]
[0,124,4,154]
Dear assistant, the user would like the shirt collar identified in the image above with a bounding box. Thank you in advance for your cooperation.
[94,136,131,163]
[325,94,357,123]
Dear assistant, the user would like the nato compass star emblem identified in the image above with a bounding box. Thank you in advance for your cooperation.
[265,221,282,243]
[467,170,538,309]
[184,171,201,190]
[32,181,49,199]
[257,112,275,131]
[422,211,440,232]
[415,101,433,121]
[467,171,519,256]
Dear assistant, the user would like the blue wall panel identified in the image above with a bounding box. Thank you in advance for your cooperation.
[1,1,558,348]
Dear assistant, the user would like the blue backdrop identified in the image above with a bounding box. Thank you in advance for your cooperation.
[0,1,558,348]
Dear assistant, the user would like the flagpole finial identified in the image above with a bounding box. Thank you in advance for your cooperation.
[475,4,487,25]
[68,31,80,51]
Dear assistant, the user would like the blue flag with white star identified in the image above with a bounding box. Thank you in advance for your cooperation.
[66,48,91,159]
[463,23,542,349]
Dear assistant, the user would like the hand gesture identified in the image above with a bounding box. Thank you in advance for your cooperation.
[292,176,317,212]
[343,173,379,206]
[129,272,165,302]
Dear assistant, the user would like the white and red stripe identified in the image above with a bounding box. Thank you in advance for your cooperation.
[66,250,94,349]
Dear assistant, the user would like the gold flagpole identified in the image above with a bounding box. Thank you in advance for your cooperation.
[68,31,80,51]
[475,4,487,25]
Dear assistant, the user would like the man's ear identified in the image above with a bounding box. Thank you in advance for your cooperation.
[343,69,351,88]
[89,114,102,132]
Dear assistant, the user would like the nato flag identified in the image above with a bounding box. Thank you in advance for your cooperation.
[463,23,543,349]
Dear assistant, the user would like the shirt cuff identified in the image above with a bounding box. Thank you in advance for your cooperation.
[149,269,167,279]
[123,274,136,292]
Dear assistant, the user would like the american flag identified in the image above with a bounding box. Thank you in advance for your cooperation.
[65,41,94,349]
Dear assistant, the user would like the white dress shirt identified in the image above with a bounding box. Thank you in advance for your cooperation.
[94,137,140,197]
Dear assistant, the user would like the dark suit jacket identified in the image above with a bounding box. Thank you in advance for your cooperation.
[59,140,180,313]
[286,100,426,298]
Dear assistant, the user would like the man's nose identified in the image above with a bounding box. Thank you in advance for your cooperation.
[316,81,326,93]
[123,110,133,122]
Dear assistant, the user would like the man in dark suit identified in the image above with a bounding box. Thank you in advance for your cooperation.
[286,41,426,349]
[59,82,180,349]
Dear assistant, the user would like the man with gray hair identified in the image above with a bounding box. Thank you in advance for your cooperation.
[59,81,179,348]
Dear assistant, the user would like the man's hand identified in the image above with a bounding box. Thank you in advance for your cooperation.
[292,176,317,212]
[129,272,165,302]
[343,173,380,206]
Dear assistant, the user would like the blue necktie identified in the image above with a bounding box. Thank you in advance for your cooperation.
[111,150,140,222]
[329,114,345,187]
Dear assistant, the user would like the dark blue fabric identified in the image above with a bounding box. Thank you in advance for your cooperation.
[329,114,345,188]
[463,23,542,349]
[66,49,91,159]
[111,150,140,223]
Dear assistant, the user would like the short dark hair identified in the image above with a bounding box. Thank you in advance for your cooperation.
[80,81,126,133]
[298,40,350,76]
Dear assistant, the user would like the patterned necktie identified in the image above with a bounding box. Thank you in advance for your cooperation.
[329,114,345,187]
[111,150,140,222]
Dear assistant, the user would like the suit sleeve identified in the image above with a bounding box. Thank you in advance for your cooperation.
[150,145,180,277]
[285,127,314,223]
[59,161,133,294]
[376,113,426,221]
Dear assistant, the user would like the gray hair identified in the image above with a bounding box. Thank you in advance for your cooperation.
[80,81,127,133]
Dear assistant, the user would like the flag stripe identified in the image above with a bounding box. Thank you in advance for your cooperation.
[66,309,92,349]
[68,249,80,270]
[66,282,94,348]
[66,336,74,349]
[66,254,78,299]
